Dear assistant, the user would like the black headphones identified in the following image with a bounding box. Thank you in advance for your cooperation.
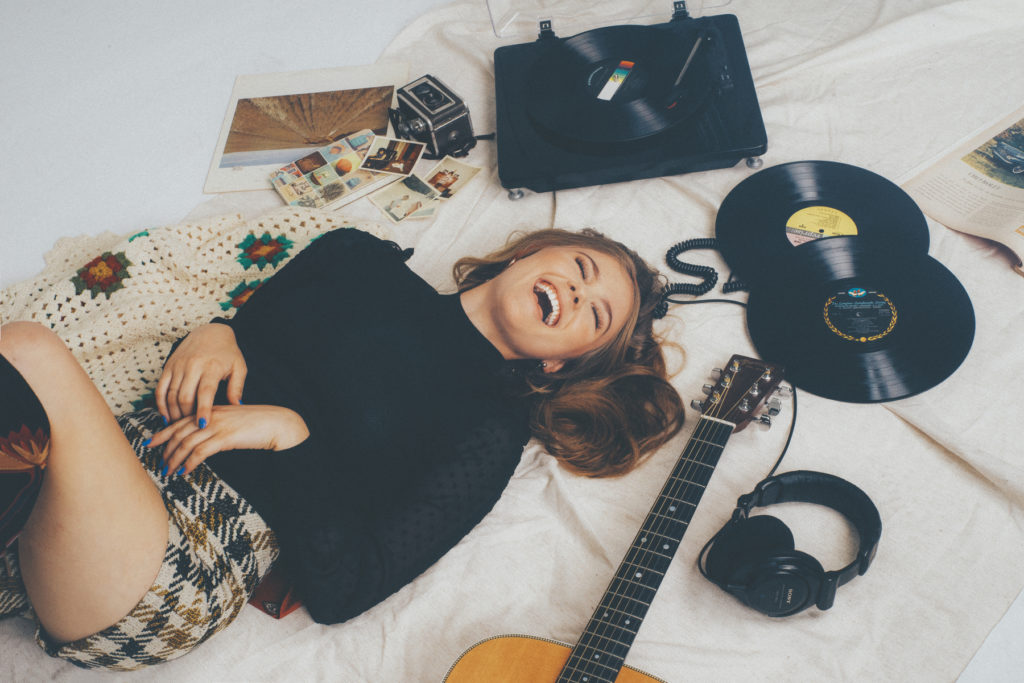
[698,470,882,617]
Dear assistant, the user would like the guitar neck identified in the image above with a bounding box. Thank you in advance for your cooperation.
[557,416,734,683]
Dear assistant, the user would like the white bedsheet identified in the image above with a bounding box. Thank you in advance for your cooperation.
[2,1,1023,681]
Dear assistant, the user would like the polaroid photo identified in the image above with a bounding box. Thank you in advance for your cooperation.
[423,156,483,199]
[369,174,441,224]
[359,137,427,177]
[204,62,409,193]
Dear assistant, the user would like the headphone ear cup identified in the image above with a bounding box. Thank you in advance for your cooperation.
[744,550,826,617]
[704,515,795,586]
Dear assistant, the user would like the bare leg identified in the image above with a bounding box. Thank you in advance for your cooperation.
[0,321,167,643]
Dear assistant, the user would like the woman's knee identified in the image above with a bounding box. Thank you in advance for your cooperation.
[0,321,72,367]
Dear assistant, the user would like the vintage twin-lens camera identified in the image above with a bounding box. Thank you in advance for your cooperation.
[389,75,476,159]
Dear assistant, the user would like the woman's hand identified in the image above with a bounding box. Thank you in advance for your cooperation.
[156,323,246,426]
[146,404,310,476]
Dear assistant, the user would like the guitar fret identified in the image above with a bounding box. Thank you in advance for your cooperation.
[590,604,643,629]
[559,654,622,683]
[689,436,726,447]
[578,629,635,651]
[599,592,652,611]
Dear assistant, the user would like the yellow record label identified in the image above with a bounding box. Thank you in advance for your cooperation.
[785,206,858,246]
[823,288,897,343]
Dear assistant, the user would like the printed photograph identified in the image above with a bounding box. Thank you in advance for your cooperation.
[369,174,440,223]
[424,156,483,199]
[360,137,427,176]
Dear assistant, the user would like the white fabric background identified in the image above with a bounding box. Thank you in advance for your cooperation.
[2,1,1024,681]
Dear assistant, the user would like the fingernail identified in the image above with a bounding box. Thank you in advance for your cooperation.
[238,400,244,405]
[176,466,185,476]
[162,415,169,426]
[161,462,169,476]
[198,418,207,429]
[142,438,152,447]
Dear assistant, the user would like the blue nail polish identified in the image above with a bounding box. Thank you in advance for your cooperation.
[198,418,207,429]
[162,415,169,426]
[161,462,169,476]
[177,466,185,476]
[142,438,152,447]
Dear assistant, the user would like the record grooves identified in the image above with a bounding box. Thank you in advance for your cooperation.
[745,237,974,403]
[713,160,975,402]
[526,24,716,144]
[715,161,930,288]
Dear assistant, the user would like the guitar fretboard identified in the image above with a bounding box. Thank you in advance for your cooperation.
[556,417,733,683]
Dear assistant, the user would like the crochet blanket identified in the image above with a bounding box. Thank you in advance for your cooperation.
[0,208,389,415]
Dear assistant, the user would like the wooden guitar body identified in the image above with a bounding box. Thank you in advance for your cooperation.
[444,635,665,683]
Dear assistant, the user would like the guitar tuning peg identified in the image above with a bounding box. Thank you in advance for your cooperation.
[766,398,782,416]
[702,383,714,395]
[774,385,793,396]
[691,399,705,411]
[710,368,723,379]
[756,414,772,429]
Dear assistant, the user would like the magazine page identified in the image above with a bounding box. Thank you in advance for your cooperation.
[903,105,1024,276]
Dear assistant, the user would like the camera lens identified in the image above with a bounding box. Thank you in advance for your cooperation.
[412,83,449,110]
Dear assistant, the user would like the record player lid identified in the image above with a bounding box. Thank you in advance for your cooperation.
[486,0,734,38]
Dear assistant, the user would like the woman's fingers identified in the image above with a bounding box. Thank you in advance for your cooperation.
[194,372,221,428]
[155,368,183,423]
[225,360,247,405]
[151,418,213,476]
[144,404,305,477]
[173,361,207,420]
[164,428,222,476]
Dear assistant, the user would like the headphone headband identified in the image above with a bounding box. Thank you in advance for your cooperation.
[735,470,882,590]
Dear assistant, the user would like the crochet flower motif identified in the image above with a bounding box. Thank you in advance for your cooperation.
[71,251,132,299]
[220,280,265,311]
[0,425,49,471]
[236,233,294,271]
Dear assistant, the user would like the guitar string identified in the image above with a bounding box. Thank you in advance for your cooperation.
[567,420,726,681]
[570,372,763,679]
[561,414,727,682]
[562,390,738,680]
[562,369,767,681]
[561,404,728,679]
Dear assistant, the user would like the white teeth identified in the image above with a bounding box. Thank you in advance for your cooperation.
[537,281,560,326]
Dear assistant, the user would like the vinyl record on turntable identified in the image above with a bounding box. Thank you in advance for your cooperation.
[492,10,768,193]
[526,23,716,145]
[746,237,974,403]
[716,161,930,287]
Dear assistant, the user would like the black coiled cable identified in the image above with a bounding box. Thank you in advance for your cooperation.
[654,238,748,318]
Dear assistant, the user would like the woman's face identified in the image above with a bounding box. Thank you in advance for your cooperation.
[483,245,636,370]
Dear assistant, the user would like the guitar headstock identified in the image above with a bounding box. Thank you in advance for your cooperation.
[693,354,785,432]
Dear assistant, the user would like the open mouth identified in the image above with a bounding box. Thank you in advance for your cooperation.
[534,280,560,327]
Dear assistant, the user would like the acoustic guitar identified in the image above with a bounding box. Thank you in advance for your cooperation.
[444,354,784,683]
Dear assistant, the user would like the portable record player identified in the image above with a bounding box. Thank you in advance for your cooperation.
[492,1,767,196]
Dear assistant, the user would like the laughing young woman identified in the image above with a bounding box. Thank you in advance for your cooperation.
[0,226,684,670]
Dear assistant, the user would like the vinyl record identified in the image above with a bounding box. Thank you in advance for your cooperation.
[525,24,716,145]
[716,161,930,287]
[746,237,974,403]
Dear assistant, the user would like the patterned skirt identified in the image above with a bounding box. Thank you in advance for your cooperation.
[0,408,279,671]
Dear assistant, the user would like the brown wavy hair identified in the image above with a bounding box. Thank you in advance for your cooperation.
[453,228,685,477]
